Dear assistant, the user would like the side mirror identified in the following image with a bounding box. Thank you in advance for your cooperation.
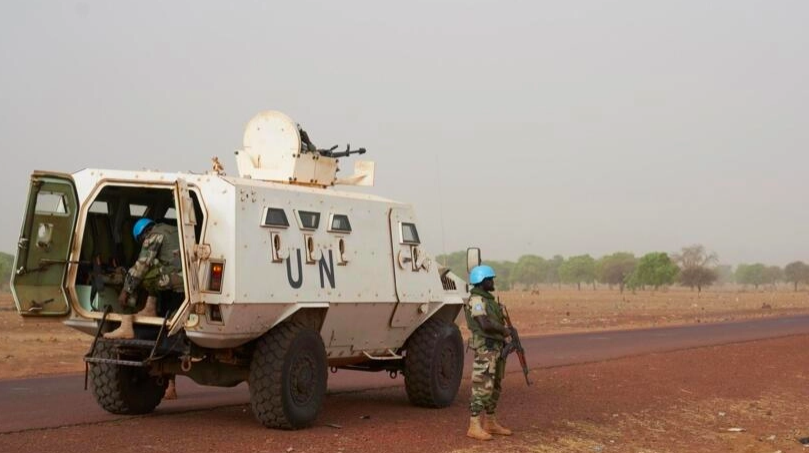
[467,247,481,273]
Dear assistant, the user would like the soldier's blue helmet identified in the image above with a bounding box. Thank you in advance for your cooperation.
[469,265,496,285]
[132,218,155,241]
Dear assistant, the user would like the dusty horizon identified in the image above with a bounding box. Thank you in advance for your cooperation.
[2,1,807,266]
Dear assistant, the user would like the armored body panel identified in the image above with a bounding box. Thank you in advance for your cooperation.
[11,111,469,429]
[28,168,464,361]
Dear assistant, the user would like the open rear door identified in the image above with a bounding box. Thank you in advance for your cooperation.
[11,173,78,316]
[168,178,203,336]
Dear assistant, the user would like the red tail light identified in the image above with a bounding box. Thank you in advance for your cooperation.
[209,262,224,292]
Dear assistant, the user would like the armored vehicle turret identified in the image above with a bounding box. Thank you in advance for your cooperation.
[11,111,470,429]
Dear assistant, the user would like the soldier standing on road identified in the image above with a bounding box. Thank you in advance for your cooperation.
[464,265,513,441]
[104,218,184,340]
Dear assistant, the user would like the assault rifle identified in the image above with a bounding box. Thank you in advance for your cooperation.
[499,297,532,386]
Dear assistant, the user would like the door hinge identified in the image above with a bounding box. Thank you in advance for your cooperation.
[193,244,211,260]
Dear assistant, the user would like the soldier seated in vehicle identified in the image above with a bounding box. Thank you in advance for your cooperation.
[103,218,184,339]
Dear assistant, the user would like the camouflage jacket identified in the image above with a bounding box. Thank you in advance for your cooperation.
[463,287,505,347]
[123,223,182,294]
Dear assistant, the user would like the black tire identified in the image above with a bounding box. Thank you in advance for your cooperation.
[89,341,167,415]
[404,318,464,408]
[249,324,328,429]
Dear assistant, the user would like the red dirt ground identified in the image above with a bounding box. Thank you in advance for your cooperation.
[3,289,809,452]
[1,335,808,452]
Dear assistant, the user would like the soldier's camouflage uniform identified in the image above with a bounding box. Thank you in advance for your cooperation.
[123,223,184,310]
[463,286,506,416]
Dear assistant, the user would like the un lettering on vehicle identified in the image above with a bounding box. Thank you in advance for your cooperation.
[285,248,337,290]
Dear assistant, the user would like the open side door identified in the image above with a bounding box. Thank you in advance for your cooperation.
[168,178,203,336]
[11,173,78,317]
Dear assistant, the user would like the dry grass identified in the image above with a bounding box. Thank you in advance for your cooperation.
[500,286,809,335]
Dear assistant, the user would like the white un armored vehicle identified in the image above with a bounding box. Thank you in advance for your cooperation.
[11,111,475,429]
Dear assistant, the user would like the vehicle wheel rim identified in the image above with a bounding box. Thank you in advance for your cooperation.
[290,353,316,405]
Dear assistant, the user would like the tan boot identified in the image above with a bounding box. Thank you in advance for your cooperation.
[103,315,135,339]
[484,413,513,436]
[136,296,157,317]
[163,378,177,400]
[467,415,493,441]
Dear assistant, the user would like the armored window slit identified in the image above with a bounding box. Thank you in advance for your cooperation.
[328,214,352,233]
[297,210,320,230]
[400,222,420,245]
[262,207,289,228]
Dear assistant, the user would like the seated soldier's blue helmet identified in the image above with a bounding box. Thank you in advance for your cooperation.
[469,265,496,285]
[132,218,155,241]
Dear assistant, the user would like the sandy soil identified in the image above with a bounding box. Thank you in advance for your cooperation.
[499,287,809,336]
[1,333,807,452]
[3,288,808,380]
[0,294,88,378]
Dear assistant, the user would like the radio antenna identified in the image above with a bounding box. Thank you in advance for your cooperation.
[434,153,448,267]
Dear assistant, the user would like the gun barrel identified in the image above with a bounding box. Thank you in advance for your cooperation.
[331,148,366,158]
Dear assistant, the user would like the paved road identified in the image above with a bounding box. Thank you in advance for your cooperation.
[2,315,807,434]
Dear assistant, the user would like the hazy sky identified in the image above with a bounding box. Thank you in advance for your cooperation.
[1,1,808,265]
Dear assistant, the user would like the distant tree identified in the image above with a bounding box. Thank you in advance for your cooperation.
[763,265,783,289]
[735,263,767,289]
[559,254,596,290]
[672,245,719,292]
[435,251,517,289]
[510,255,548,289]
[545,255,565,288]
[627,252,679,290]
[489,260,515,290]
[733,264,747,285]
[435,251,467,278]
[0,252,12,291]
[672,245,718,269]
[678,267,718,292]
[714,265,734,285]
[784,261,809,292]
[596,252,637,293]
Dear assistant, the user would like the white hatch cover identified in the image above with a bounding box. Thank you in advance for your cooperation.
[236,111,302,182]
[243,111,302,165]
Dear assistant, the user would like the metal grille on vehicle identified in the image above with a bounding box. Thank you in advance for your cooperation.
[441,274,457,291]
